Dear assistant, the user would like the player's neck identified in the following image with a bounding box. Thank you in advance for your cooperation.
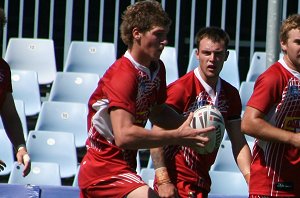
[128,48,151,67]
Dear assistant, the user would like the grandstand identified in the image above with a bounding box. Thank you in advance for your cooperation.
[0,0,299,197]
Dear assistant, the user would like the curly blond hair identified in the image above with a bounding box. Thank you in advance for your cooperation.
[120,0,171,48]
[280,14,300,44]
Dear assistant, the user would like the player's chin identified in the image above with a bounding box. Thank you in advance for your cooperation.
[206,72,219,78]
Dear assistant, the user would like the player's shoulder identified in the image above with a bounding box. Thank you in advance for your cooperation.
[174,70,195,84]
[220,78,239,93]
[257,62,291,85]
[0,58,10,71]
[168,71,195,89]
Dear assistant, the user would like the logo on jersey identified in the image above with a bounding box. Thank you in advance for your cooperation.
[288,85,300,97]
[283,117,300,132]
[196,92,210,108]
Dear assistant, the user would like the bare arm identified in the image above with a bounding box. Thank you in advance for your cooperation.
[110,105,213,149]
[226,119,252,184]
[149,103,185,129]
[242,106,300,147]
[0,93,31,176]
[150,125,179,198]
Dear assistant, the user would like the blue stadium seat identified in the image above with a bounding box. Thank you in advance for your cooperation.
[147,155,153,169]
[63,41,116,78]
[11,70,41,116]
[186,48,198,73]
[8,161,61,186]
[48,72,99,104]
[160,46,179,85]
[220,49,240,89]
[72,165,80,187]
[239,81,255,112]
[209,170,248,196]
[34,101,88,148]
[4,38,57,85]
[246,51,266,82]
[212,139,254,173]
[211,140,239,172]
[26,130,78,178]
[139,168,155,188]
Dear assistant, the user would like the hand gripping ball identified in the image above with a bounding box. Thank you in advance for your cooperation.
[190,105,225,154]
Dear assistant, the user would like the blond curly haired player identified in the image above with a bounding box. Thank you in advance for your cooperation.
[78,1,215,197]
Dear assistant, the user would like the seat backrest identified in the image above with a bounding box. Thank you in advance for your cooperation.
[220,49,240,89]
[186,48,198,73]
[160,46,179,85]
[72,165,80,187]
[246,51,266,82]
[147,155,153,169]
[4,38,57,85]
[0,100,28,140]
[239,81,255,111]
[139,168,155,188]
[209,170,248,195]
[34,101,88,148]
[11,70,41,116]
[26,130,78,178]
[211,140,239,172]
[186,49,240,89]
[0,129,14,176]
[63,41,116,78]
[8,161,61,186]
[48,72,99,104]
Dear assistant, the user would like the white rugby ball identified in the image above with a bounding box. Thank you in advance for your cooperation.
[190,105,225,154]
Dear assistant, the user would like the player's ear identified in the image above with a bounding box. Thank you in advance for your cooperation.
[132,28,141,40]
[195,48,200,61]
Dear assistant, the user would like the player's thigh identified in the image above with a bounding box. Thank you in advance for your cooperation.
[127,185,160,198]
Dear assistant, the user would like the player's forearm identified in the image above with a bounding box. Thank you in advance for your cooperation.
[3,122,25,150]
[242,115,294,144]
[235,143,251,183]
[114,124,178,149]
[2,113,25,150]
[150,146,172,186]
[150,147,166,169]
[149,104,185,129]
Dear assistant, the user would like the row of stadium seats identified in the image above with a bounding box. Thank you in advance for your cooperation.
[4,38,278,90]
[0,129,79,186]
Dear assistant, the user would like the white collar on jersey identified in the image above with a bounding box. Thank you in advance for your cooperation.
[194,67,221,105]
[124,50,159,80]
[279,57,300,80]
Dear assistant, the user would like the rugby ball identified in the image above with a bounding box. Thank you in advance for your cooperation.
[190,105,225,154]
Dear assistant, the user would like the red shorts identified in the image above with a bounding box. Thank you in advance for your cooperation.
[79,149,147,197]
[79,172,146,198]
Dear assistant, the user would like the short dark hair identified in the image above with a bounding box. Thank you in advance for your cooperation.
[195,26,230,50]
